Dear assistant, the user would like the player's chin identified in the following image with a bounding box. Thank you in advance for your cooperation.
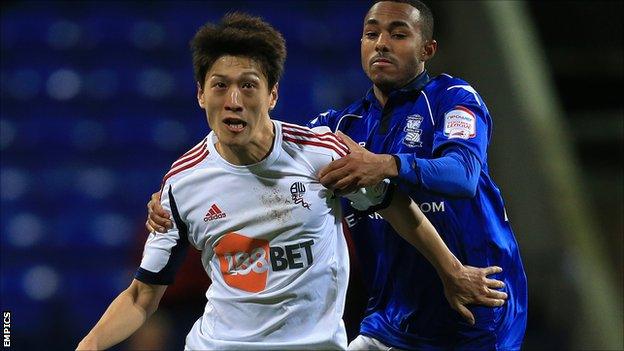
[215,130,245,147]
[220,135,247,148]
[370,74,401,89]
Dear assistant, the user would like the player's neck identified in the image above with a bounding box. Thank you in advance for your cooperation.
[216,121,275,166]
[373,70,425,107]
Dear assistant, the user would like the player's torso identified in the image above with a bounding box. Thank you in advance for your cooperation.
[341,97,436,160]
[174,166,331,258]
[336,78,526,345]
[173,122,349,347]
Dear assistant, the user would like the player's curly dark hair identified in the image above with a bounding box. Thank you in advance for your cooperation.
[371,0,434,40]
[190,12,286,89]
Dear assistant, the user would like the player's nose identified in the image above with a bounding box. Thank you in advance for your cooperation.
[375,32,390,52]
[224,87,243,112]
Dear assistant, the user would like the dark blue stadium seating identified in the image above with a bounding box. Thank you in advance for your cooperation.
[0,1,370,348]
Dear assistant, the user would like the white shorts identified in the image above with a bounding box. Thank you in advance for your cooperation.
[348,335,403,351]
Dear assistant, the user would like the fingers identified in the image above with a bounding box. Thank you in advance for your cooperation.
[319,163,352,189]
[336,131,362,151]
[472,288,507,307]
[151,205,171,224]
[477,297,506,308]
[483,266,503,276]
[485,278,505,289]
[147,190,172,230]
[318,157,348,180]
[487,288,508,300]
[333,176,359,194]
[145,220,154,233]
[150,196,170,219]
[151,191,162,202]
[149,211,172,231]
[453,303,475,325]
[147,217,168,233]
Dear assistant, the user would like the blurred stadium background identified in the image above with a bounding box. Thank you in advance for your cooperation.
[1,1,622,350]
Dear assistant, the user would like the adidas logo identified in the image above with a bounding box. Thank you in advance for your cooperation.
[204,204,226,222]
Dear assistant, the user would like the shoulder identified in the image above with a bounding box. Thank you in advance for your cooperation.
[308,99,367,131]
[425,73,473,93]
[280,121,349,160]
[161,136,210,189]
[425,73,485,109]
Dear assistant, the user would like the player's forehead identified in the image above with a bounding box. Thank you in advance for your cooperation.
[364,2,421,30]
[207,55,264,81]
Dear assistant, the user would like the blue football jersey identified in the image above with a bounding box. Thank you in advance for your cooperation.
[309,72,527,350]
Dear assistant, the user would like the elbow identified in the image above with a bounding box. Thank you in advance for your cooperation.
[126,280,163,318]
[447,176,478,198]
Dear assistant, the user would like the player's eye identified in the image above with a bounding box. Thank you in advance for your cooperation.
[213,82,227,89]
[364,32,379,39]
[241,82,256,89]
[391,33,407,39]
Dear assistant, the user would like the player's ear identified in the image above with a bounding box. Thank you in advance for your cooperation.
[197,81,205,108]
[422,39,437,62]
[268,83,279,111]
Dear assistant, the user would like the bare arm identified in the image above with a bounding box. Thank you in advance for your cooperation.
[77,279,167,350]
[378,191,507,325]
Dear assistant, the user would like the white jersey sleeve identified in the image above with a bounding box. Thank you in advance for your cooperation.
[135,182,190,285]
[134,138,208,285]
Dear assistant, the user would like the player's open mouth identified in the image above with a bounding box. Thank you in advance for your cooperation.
[223,118,247,133]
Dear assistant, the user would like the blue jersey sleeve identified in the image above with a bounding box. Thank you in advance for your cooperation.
[394,145,481,197]
[307,109,341,129]
[432,85,491,163]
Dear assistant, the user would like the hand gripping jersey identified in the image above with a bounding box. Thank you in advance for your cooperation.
[310,72,528,350]
[135,121,350,350]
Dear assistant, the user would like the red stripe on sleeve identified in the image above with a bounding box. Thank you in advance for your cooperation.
[282,128,349,155]
[161,149,209,188]
[283,135,347,158]
[171,142,208,169]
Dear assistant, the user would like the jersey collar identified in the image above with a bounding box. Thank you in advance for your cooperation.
[207,120,282,174]
[363,70,430,109]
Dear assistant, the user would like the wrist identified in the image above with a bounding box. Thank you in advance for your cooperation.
[382,154,399,178]
[437,255,463,282]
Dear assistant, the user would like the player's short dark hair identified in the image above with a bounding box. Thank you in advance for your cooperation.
[371,0,434,41]
[190,12,286,90]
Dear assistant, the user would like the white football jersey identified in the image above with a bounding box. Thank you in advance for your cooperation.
[136,120,350,350]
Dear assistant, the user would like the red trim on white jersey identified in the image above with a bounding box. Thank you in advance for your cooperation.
[181,138,208,158]
[171,139,208,169]
[281,123,349,157]
[162,138,209,187]
[281,123,348,152]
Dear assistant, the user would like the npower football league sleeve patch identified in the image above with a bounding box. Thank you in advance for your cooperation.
[443,106,476,140]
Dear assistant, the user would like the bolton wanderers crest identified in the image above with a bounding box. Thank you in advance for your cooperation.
[290,182,311,210]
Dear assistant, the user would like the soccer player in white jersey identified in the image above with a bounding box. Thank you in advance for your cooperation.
[77,13,507,350]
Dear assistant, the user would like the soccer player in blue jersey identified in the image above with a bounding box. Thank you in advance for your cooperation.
[147,1,527,349]
[313,1,528,350]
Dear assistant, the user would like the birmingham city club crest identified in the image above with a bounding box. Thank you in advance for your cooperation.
[403,114,423,147]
